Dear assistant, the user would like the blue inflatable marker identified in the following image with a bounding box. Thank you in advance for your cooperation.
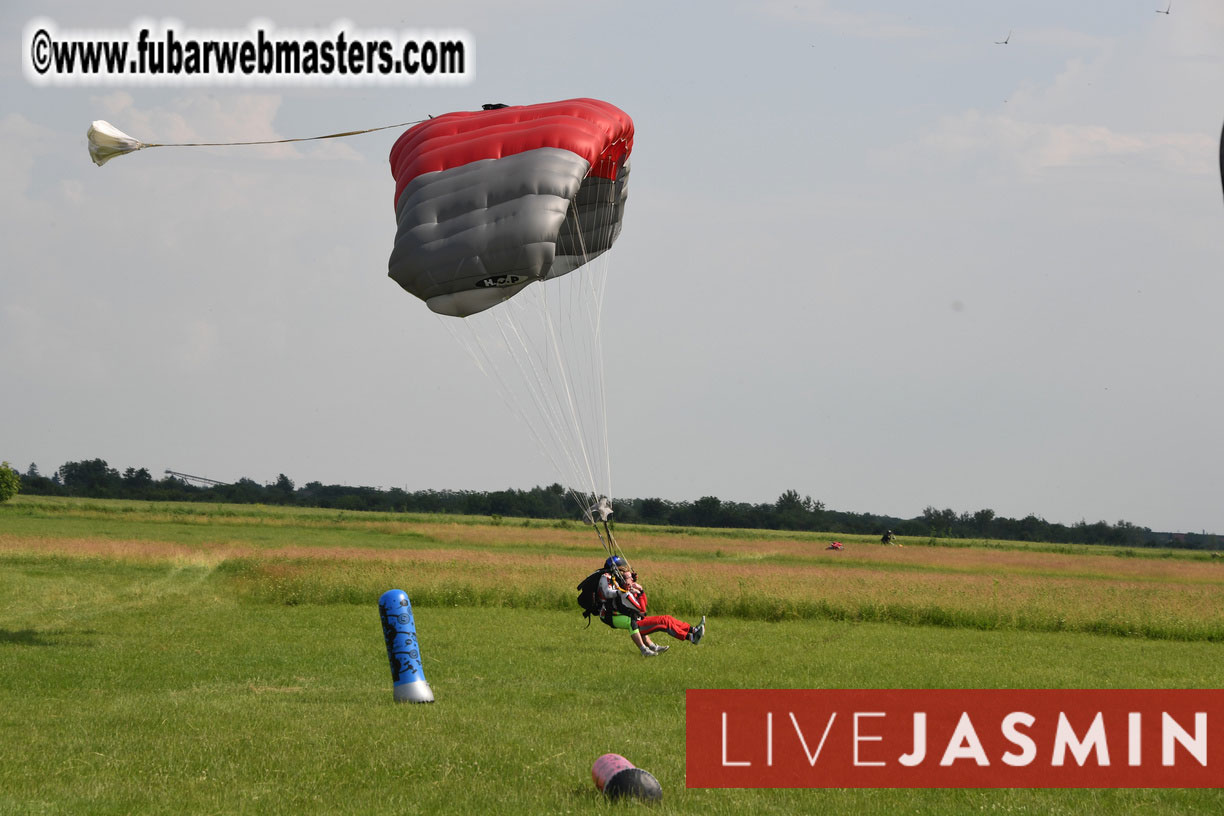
[378,589,434,703]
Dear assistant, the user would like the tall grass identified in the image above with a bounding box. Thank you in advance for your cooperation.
[5,496,1223,642]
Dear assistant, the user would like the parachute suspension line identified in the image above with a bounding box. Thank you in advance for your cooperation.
[380,99,633,564]
[439,312,562,484]
[562,179,620,529]
[583,197,616,500]
[513,288,597,501]
[442,304,604,537]
[439,301,589,512]
[558,200,613,506]
[538,269,604,510]
[586,506,625,566]
[490,194,619,527]
[580,211,619,521]
[439,271,610,528]
[597,517,632,587]
[550,241,612,527]
[87,117,432,166]
[493,296,599,509]
[141,119,430,147]
[435,158,623,552]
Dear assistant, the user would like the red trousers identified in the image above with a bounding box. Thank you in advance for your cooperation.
[636,615,691,641]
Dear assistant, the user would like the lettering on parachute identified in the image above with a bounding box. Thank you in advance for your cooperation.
[475,274,528,288]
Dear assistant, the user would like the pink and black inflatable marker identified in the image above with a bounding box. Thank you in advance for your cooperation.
[591,753,662,802]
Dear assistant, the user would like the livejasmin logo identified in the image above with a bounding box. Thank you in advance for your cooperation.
[685,690,1223,788]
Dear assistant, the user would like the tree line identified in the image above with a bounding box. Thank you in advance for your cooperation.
[8,459,1220,551]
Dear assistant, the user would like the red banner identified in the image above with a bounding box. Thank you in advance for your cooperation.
[686,690,1224,788]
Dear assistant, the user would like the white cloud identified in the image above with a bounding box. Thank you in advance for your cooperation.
[873,7,1222,185]
[912,110,1214,177]
[302,139,364,161]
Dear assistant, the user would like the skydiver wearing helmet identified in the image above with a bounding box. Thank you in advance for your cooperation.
[592,556,705,656]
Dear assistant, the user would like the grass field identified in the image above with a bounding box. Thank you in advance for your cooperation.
[2,495,1223,814]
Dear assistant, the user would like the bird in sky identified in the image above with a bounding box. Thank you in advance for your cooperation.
[1156,1,1171,13]
[995,30,1012,45]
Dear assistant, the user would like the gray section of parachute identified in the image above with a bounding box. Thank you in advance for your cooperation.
[552,160,629,278]
[388,147,629,317]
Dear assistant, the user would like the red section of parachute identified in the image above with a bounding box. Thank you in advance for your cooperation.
[389,98,633,205]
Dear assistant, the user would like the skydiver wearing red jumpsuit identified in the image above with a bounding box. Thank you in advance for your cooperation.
[596,556,705,656]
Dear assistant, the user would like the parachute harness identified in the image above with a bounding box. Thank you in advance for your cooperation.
[588,496,633,586]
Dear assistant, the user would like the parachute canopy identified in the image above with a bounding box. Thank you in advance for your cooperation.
[387,98,633,317]
[385,98,633,534]
[87,120,146,166]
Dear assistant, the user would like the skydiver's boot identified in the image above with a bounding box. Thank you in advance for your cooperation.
[651,643,670,654]
[640,645,657,657]
[687,616,706,645]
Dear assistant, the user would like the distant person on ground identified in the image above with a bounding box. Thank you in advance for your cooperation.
[587,556,705,656]
[882,530,897,546]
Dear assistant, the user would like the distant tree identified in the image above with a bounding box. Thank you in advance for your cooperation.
[461,491,491,516]
[0,461,20,502]
[270,473,295,504]
[14,463,57,495]
[122,467,154,490]
[922,506,959,537]
[1016,514,1050,542]
[1109,519,1145,546]
[776,489,819,530]
[775,489,806,514]
[219,477,267,504]
[691,496,722,527]
[12,457,1196,548]
[58,459,121,495]
[637,498,670,524]
[406,489,446,513]
[516,485,568,519]
[487,489,517,516]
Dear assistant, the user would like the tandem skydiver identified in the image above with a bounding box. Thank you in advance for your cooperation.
[580,556,705,657]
